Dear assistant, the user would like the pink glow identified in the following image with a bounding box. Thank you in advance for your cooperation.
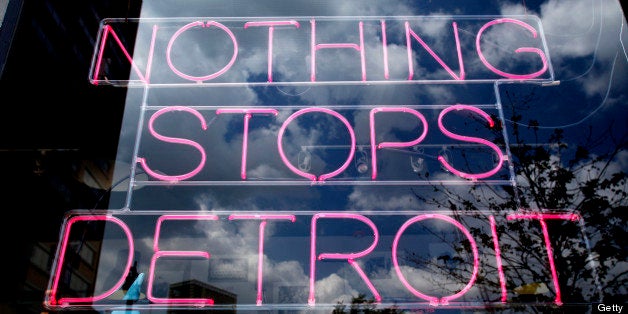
[91,17,554,86]
[147,251,213,305]
[507,213,582,305]
[391,214,479,305]
[277,108,356,182]
[244,21,301,28]
[507,213,581,221]
[310,20,366,81]
[539,218,562,306]
[310,20,315,82]
[359,21,366,81]
[381,20,390,79]
[244,21,300,82]
[46,211,585,308]
[228,214,296,305]
[369,107,429,179]
[228,214,297,222]
[348,259,382,302]
[148,215,219,305]
[137,106,207,181]
[475,18,548,80]
[216,108,279,179]
[489,216,507,303]
[257,221,267,306]
[93,24,157,84]
[309,213,380,305]
[166,21,238,82]
[405,22,465,80]
[145,25,158,84]
[49,216,134,306]
[153,214,219,252]
[437,104,505,180]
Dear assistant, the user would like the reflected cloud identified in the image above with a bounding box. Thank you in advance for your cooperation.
[315,273,358,304]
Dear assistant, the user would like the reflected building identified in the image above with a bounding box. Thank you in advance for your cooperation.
[168,280,236,314]
[0,0,139,311]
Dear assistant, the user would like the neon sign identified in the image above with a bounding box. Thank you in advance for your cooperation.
[42,13,592,312]
[90,16,553,86]
[134,105,508,184]
[45,211,587,310]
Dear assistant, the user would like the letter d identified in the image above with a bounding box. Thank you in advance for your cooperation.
[46,215,134,307]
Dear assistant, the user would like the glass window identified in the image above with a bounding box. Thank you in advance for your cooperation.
[4,0,623,313]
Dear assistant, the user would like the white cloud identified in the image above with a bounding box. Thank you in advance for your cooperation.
[348,188,421,211]
[314,273,358,304]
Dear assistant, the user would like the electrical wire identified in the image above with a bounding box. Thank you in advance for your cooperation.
[505,51,620,129]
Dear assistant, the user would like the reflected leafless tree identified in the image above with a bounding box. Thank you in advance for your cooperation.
[402,91,628,310]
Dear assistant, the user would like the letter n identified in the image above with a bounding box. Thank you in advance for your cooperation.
[91,23,157,85]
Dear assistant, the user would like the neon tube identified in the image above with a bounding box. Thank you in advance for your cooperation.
[216,109,279,179]
[476,18,548,79]
[507,213,581,305]
[147,251,213,305]
[405,22,465,80]
[309,213,380,305]
[437,104,505,180]
[381,20,390,79]
[147,214,219,305]
[277,108,356,181]
[228,214,296,305]
[310,20,366,81]
[369,107,428,179]
[391,214,479,305]
[489,215,507,303]
[152,214,219,252]
[50,216,134,306]
[243,21,300,82]
[93,24,156,84]
[166,21,239,82]
[137,106,207,181]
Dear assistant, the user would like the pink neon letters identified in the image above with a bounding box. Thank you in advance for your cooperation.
[137,106,208,181]
[309,213,381,304]
[147,215,219,305]
[369,107,429,180]
[277,107,356,182]
[475,18,548,80]
[405,22,465,80]
[380,20,390,79]
[92,17,550,85]
[437,105,506,180]
[139,105,506,182]
[507,213,581,305]
[229,214,296,305]
[243,21,300,82]
[489,215,507,303]
[310,20,366,81]
[392,214,479,305]
[47,211,579,307]
[216,109,279,179]
[166,21,238,82]
[48,216,135,306]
